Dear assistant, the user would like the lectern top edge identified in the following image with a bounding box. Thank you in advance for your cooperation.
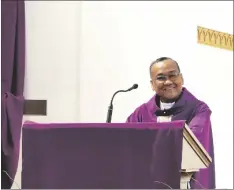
[183,124,212,166]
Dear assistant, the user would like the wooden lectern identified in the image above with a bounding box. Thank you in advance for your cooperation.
[22,121,212,189]
[180,124,212,189]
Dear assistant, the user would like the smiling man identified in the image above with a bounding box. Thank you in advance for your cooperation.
[126,57,216,189]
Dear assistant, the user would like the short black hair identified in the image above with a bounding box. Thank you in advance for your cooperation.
[149,57,181,76]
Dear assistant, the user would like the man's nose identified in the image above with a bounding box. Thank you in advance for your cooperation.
[164,78,173,85]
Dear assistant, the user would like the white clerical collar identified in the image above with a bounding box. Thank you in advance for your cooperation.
[160,101,175,110]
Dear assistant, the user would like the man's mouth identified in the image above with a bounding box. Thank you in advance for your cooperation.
[164,86,176,91]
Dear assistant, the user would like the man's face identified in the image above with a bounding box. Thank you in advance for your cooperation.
[150,59,184,102]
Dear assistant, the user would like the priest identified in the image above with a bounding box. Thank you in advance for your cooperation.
[127,57,216,189]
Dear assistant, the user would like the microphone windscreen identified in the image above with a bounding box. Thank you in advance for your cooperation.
[132,84,138,89]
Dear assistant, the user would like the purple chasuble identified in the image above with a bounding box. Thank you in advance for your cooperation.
[127,87,216,189]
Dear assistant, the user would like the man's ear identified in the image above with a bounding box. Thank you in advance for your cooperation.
[181,73,184,85]
[150,80,154,91]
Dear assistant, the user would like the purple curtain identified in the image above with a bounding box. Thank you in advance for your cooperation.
[1,0,25,188]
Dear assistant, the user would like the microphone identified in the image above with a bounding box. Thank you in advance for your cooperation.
[106,84,138,123]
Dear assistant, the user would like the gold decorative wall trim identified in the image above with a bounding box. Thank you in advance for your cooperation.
[197,26,233,51]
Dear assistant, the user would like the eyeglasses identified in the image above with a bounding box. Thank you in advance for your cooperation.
[154,72,181,82]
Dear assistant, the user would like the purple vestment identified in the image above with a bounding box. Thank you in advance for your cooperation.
[127,87,216,189]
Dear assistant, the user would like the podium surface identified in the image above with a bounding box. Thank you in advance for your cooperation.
[22,121,211,189]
